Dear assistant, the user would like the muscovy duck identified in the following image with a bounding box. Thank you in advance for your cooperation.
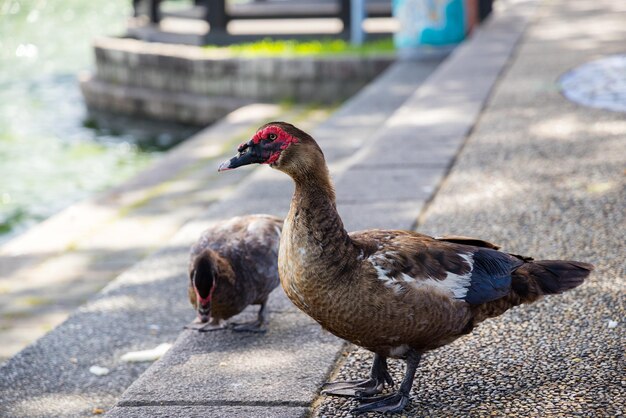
[218,122,593,413]
[187,214,282,333]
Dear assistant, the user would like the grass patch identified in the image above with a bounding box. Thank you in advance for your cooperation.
[40,323,54,332]
[2,311,32,320]
[204,38,394,57]
[20,296,52,307]
[0,208,28,235]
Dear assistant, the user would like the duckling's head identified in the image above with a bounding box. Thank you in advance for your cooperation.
[189,251,217,323]
[218,122,326,179]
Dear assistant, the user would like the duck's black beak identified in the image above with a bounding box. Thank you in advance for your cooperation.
[218,141,264,172]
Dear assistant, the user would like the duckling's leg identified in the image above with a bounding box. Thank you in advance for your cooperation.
[352,351,422,414]
[230,300,268,333]
[321,354,393,398]
[184,317,227,332]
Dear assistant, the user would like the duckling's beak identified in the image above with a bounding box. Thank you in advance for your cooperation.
[198,304,211,323]
[218,141,264,171]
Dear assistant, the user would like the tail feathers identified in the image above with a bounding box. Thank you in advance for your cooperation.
[531,260,593,294]
[470,259,593,325]
[513,260,594,303]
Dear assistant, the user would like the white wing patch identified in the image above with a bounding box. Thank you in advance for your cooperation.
[369,252,475,299]
[369,254,391,279]
[415,252,474,299]
[444,252,474,298]
[368,254,407,295]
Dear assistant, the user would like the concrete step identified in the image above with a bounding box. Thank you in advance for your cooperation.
[0,57,440,417]
[79,75,255,126]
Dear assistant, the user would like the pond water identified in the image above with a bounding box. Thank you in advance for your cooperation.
[0,0,198,243]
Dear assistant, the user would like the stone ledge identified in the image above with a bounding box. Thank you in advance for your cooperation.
[79,74,253,125]
[115,291,342,407]
[83,36,395,123]
[106,405,308,418]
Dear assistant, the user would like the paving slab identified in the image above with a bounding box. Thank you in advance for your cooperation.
[354,135,462,168]
[337,200,428,232]
[107,405,308,418]
[335,166,444,203]
[116,294,339,406]
[315,58,443,166]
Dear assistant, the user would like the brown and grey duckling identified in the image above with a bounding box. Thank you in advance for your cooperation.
[218,122,594,413]
[187,214,282,333]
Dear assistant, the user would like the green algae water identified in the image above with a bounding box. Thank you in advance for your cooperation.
[0,0,196,242]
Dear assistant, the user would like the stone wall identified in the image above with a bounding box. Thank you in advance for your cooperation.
[80,37,394,125]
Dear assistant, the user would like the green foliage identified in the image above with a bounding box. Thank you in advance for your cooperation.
[204,38,394,57]
[0,208,27,234]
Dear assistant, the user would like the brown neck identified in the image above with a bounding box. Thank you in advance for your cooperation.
[283,151,357,274]
[281,145,335,199]
[292,167,335,202]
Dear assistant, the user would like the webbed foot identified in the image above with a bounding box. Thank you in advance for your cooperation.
[321,378,385,398]
[321,353,393,398]
[184,319,227,332]
[352,391,410,414]
[229,320,267,333]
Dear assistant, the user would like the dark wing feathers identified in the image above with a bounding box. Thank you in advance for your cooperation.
[435,235,501,250]
[462,248,522,304]
[351,230,523,305]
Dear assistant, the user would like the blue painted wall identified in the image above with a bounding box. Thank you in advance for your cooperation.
[393,0,467,48]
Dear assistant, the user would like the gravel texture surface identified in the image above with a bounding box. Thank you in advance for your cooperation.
[313,0,626,416]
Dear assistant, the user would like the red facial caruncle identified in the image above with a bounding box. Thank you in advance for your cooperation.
[195,283,216,307]
[252,125,299,165]
[218,124,300,172]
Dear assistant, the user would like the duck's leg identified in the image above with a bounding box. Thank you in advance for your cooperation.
[352,350,421,414]
[184,317,227,332]
[230,300,268,333]
[321,354,393,398]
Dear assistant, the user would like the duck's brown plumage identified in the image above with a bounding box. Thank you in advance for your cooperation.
[219,122,594,413]
[188,214,282,330]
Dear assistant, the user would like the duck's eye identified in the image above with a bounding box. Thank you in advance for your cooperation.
[267,133,277,141]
